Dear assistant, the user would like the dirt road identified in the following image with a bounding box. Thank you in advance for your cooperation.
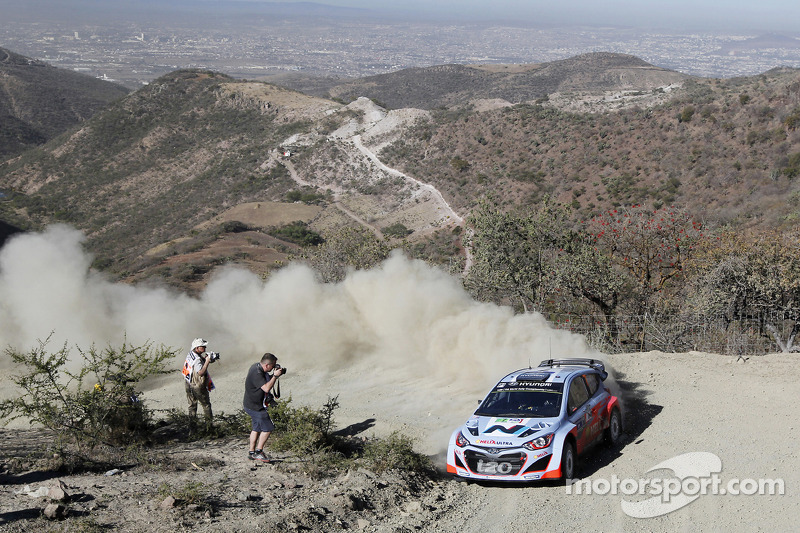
[1,350,796,531]
[279,350,798,531]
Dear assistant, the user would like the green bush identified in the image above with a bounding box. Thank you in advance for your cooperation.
[362,431,433,473]
[268,221,324,246]
[783,152,800,179]
[266,396,432,477]
[382,222,412,238]
[286,189,326,204]
[785,107,800,131]
[0,338,175,448]
[174,263,211,282]
[219,220,250,233]
[450,157,470,172]
[268,395,338,453]
[679,106,695,123]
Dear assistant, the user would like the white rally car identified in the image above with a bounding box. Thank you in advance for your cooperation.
[446,358,622,482]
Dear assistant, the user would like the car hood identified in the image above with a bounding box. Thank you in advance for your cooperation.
[464,415,560,446]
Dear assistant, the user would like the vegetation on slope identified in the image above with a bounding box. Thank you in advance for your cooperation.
[0,70,349,278]
[0,47,130,160]
[0,339,432,478]
[0,59,799,347]
[380,69,800,230]
[293,52,688,110]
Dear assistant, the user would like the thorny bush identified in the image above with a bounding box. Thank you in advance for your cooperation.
[0,337,175,449]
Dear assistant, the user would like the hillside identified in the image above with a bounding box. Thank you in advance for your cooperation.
[2,51,799,533]
[0,48,130,161]
[0,69,353,288]
[0,68,470,290]
[276,53,689,110]
[0,220,22,248]
[0,56,798,291]
[373,67,800,228]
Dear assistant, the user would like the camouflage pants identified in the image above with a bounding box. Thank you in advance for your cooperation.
[185,380,212,426]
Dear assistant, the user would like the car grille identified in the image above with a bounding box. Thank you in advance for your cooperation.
[522,454,552,474]
[464,450,527,476]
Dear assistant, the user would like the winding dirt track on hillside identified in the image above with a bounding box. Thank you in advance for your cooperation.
[350,134,473,273]
[351,134,464,227]
[280,157,312,188]
[280,155,383,239]
[277,121,473,272]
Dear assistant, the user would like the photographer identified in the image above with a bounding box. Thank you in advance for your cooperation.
[243,352,285,462]
[182,338,219,431]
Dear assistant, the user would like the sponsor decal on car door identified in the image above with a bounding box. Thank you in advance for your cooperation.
[567,376,594,453]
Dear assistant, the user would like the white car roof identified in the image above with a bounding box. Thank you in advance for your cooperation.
[498,359,607,385]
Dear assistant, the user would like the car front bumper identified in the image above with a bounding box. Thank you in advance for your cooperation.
[447,443,563,481]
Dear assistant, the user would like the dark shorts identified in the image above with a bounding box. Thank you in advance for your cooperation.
[244,407,274,433]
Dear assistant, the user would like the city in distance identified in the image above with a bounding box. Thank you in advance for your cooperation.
[0,0,799,89]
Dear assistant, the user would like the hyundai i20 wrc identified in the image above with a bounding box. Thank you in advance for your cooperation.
[446,358,622,482]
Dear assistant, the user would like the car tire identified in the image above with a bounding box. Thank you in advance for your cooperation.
[605,407,622,447]
[561,440,577,482]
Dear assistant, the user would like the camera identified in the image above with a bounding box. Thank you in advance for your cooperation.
[207,351,221,362]
[264,392,278,408]
[275,364,287,375]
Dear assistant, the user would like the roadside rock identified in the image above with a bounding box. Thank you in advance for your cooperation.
[47,480,70,502]
[160,495,177,510]
[43,503,65,520]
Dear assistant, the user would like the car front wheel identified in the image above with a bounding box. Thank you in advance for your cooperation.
[605,408,622,447]
[561,440,576,482]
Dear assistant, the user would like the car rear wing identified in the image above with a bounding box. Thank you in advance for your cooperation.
[538,358,608,380]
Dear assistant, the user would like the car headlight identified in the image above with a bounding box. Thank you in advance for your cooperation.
[455,431,470,448]
[522,433,554,450]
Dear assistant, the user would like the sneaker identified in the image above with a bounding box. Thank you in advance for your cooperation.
[251,450,271,462]
[248,451,256,460]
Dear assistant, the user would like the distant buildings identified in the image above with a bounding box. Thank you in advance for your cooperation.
[2,18,798,89]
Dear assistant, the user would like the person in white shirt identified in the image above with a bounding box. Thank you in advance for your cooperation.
[182,338,217,430]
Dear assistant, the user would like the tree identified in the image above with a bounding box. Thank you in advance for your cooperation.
[464,197,571,312]
[687,230,800,352]
[449,157,470,172]
[296,225,392,283]
[784,107,800,131]
[583,205,705,314]
[558,239,626,317]
[679,106,695,123]
[269,221,325,246]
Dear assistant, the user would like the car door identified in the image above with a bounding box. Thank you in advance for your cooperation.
[580,373,607,446]
[566,375,592,454]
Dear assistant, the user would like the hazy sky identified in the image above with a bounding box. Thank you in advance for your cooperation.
[225,0,800,32]
[4,1,798,33]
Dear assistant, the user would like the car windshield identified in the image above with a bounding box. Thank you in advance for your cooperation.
[475,382,564,418]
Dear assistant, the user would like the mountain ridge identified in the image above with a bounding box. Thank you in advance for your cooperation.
[0,47,130,160]
[1,53,798,291]
[273,52,689,110]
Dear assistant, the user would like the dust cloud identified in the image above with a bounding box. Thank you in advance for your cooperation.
[0,225,604,451]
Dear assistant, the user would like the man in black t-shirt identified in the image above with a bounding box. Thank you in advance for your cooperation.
[243,352,285,462]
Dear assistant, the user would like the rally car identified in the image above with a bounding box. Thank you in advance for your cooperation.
[446,358,622,482]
